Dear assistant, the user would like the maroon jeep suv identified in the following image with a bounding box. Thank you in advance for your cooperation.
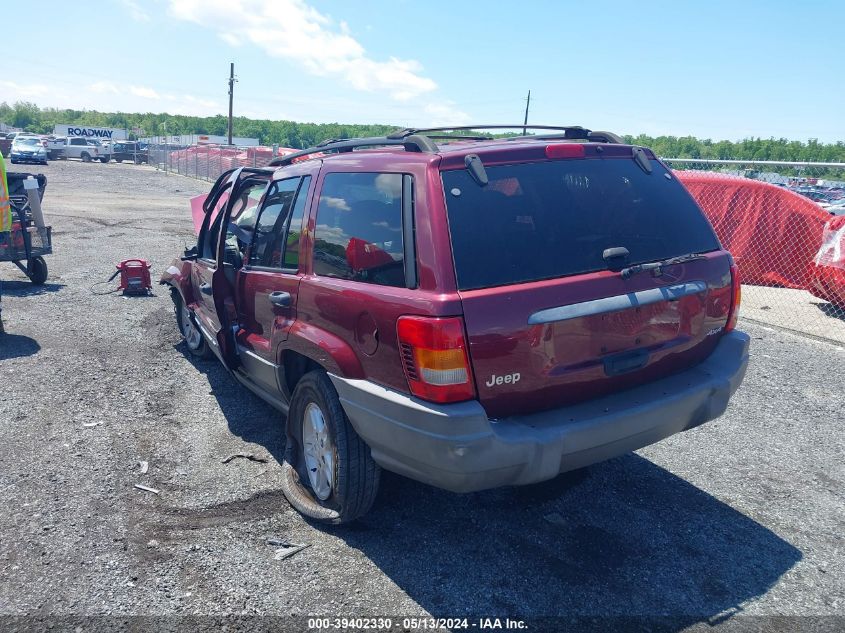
[161,125,748,524]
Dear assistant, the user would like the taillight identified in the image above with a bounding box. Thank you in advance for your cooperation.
[545,143,585,159]
[397,316,475,404]
[726,262,741,332]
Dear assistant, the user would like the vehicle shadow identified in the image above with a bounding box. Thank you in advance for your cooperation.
[177,344,286,463]
[0,332,41,360]
[0,280,65,296]
[171,344,800,628]
[334,455,801,629]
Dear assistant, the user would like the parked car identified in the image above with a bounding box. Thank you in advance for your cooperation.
[9,136,48,165]
[111,141,148,163]
[161,126,749,525]
[825,202,845,216]
[55,136,100,162]
[87,139,111,163]
[46,136,66,160]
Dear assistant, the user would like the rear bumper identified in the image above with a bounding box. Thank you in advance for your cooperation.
[330,331,750,493]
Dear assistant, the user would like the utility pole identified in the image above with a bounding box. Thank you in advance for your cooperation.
[522,90,531,136]
[227,62,237,146]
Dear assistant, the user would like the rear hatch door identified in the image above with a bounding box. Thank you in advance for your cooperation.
[442,149,734,418]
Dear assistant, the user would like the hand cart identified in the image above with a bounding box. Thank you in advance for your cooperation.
[0,172,52,284]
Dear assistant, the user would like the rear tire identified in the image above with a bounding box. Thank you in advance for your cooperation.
[174,293,212,358]
[281,370,380,524]
[28,257,48,285]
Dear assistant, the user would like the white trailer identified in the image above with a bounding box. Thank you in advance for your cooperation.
[52,125,127,141]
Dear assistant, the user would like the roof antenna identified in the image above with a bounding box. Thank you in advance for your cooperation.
[522,90,531,136]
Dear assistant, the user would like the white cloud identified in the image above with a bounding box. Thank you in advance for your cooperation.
[23,80,220,116]
[119,0,151,22]
[167,0,437,101]
[90,81,120,94]
[91,82,161,100]
[218,32,242,47]
[424,102,472,127]
[1,81,49,99]
[130,86,161,99]
[183,95,219,109]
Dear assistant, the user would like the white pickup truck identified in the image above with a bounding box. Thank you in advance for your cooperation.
[88,139,111,163]
[48,136,102,162]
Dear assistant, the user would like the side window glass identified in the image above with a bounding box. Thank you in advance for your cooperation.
[201,190,230,260]
[224,181,268,266]
[249,178,301,267]
[313,173,405,287]
[270,175,311,270]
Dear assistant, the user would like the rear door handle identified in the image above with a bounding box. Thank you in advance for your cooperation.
[268,291,292,308]
[200,283,213,295]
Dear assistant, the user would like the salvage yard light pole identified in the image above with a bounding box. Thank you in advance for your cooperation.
[227,62,237,146]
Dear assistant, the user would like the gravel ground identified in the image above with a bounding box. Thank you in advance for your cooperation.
[741,286,845,345]
[0,159,843,630]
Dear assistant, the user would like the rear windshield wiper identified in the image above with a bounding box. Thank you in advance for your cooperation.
[620,253,705,279]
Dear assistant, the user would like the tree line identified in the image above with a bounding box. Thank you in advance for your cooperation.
[2,101,844,162]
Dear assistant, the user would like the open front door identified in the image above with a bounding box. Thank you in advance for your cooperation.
[190,168,241,363]
[209,168,273,370]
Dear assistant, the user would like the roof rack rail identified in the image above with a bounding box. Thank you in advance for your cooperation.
[389,124,577,139]
[387,125,624,144]
[268,134,438,167]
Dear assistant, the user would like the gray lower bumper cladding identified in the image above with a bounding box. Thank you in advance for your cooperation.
[329,331,750,493]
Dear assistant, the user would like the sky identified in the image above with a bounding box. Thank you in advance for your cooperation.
[2,0,843,142]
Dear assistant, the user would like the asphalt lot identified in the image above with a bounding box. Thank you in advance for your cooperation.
[0,159,843,629]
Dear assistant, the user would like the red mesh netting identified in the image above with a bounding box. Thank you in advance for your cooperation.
[676,172,831,289]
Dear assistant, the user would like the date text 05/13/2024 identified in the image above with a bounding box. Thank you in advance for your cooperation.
[307,617,528,630]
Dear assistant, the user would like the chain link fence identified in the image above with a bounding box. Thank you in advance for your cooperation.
[148,146,845,344]
[666,159,845,344]
[147,142,284,182]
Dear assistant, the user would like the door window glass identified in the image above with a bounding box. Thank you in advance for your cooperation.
[268,175,311,270]
[201,190,230,260]
[313,173,405,287]
[249,178,301,267]
[224,180,268,267]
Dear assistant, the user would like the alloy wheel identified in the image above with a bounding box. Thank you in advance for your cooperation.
[302,402,335,501]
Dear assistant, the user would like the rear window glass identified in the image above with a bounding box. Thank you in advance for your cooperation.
[442,158,719,290]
